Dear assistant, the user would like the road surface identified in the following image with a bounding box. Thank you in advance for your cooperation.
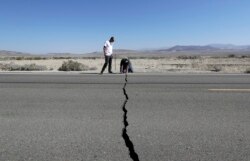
[0,73,249,161]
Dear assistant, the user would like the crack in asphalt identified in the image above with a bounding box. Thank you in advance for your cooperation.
[122,74,140,161]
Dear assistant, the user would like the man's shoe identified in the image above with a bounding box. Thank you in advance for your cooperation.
[108,71,113,74]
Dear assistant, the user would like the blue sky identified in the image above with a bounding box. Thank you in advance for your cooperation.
[0,0,250,54]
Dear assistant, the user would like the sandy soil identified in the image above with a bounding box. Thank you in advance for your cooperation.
[1,56,250,73]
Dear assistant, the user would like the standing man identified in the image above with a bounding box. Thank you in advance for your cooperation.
[100,36,115,74]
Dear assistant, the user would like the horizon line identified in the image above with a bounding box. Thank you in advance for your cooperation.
[1,43,250,55]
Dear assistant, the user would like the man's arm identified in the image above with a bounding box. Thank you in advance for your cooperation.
[103,46,107,56]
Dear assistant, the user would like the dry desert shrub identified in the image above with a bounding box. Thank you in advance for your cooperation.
[25,57,47,60]
[15,57,25,60]
[177,55,199,59]
[58,60,96,71]
[245,68,250,74]
[53,57,73,60]
[228,54,236,58]
[3,56,48,60]
[15,56,48,60]
[207,64,222,72]
[0,63,47,71]
[241,55,250,58]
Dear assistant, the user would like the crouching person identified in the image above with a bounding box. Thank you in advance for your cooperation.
[120,57,133,74]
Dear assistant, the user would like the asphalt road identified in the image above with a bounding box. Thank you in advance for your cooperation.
[0,73,249,161]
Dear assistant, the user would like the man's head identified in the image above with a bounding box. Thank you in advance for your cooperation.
[109,37,115,43]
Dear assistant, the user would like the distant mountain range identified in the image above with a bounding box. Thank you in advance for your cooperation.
[209,44,250,50]
[1,44,250,56]
[158,45,218,52]
[0,50,31,56]
[157,44,250,52]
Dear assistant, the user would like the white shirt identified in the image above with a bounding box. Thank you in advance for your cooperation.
[104,40,113,56]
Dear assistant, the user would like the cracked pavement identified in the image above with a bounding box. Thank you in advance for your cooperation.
[0,73,250,161]
[122,74,140,161]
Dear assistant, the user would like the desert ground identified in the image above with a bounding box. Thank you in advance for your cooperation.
[0,56,250,73]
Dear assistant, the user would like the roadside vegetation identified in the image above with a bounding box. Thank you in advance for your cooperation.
[245,68,250,74]
[58,60,97,71]
[228,54,236,58]
[177,55,200,59]
[210,65,222,72]
[0,55,250,73]
[0,63,47,71]
[13,57,48,60]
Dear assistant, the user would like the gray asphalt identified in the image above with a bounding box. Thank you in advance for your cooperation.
[0,73,249,161]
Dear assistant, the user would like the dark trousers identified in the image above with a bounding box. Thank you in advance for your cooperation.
[101,55,112,73]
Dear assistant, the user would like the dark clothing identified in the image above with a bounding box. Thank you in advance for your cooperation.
[120,58,133,73]
[101,55,113,73]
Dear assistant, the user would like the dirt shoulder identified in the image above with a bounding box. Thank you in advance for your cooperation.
[0,56,250,74]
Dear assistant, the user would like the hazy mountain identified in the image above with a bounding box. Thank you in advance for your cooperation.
[0,50,31,56]
[1,44,250,57]
[159,45,218,52]
[209,44,250,50]
[114,49,137,53]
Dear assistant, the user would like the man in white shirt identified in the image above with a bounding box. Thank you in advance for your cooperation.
[100,37,115,74]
